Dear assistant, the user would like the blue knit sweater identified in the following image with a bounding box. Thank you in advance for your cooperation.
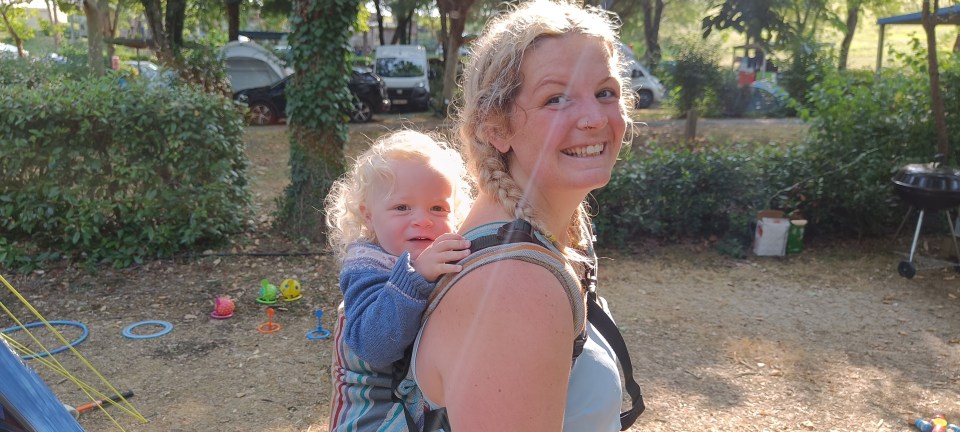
[339,241,435,369]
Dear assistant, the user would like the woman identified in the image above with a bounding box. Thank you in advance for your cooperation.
[410,1,633,430]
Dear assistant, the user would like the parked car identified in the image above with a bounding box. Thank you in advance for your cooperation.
[617,42,667,109]
[233,67,391,125]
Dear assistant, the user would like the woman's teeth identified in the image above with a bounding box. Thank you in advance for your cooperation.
[563,143,605,157]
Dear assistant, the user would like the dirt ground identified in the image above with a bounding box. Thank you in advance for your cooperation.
[3,111,960,432]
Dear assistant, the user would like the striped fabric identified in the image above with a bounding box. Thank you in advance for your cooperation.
[328,302,425,431]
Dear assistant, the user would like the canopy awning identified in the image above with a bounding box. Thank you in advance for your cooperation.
[876,5,960,72]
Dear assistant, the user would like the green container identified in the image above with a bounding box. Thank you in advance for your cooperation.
[786,220,808,254]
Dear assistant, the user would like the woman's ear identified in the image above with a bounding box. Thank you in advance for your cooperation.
[483,122,512,154]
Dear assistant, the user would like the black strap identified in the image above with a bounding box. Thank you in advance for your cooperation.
[587,292,645,430]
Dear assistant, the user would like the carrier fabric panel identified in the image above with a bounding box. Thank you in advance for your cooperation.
[0,337,85,432]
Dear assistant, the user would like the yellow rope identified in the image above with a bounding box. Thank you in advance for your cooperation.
[0,273,148,428]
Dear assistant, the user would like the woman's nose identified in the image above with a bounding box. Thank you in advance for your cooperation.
[577,103,608,130]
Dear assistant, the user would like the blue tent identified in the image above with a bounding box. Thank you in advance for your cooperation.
[0,337,84,432]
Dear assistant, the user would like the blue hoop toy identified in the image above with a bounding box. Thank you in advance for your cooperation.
[122,320,173,339]
[1,320,89,360]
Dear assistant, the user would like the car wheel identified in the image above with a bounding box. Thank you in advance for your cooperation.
[247,103,277,126]
[634,90,654,109]
[350,98,373,123]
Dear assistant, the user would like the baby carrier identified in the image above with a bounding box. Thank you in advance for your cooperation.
[398,219,645,431]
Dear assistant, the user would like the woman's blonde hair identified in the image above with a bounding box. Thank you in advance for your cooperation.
[454,0,630,255]
[324,130,474,260]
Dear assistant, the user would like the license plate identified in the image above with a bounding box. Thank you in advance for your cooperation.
[393,99,408,105]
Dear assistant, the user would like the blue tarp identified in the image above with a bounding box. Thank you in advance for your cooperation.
[877,5,960,25]
[0,337,84,432]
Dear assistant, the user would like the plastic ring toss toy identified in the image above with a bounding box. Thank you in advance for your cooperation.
[122,320,173,339]
[210,296,235,319]
[256,279,279,305]
[280,279,302,302]
[306,309,330,340]
[257,308,281,334]
[1,320,90,360]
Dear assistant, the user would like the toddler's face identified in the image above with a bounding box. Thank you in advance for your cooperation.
[362,158,458,259]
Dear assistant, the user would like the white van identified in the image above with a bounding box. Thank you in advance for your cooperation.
[374,44,430,111]
[618,43,666,109]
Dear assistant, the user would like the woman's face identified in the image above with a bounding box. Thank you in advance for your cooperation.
[489,34,626,203]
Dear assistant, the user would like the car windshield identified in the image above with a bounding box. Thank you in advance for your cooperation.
[375,58,425,78]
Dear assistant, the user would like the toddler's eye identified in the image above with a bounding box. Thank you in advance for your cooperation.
[431,205,450,213]
[393,204,410,211]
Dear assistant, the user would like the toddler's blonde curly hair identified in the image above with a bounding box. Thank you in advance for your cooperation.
[324,130,474,260]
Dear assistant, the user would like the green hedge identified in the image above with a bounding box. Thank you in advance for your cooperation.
[0,76,251,271]
[593,49,960,255]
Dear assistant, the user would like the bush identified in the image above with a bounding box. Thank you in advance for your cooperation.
[0,77,251,271]
[593,48,960,254]
[594,145,778,255]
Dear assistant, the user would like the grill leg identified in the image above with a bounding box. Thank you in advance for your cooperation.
[947,210,960,265]
[908,209,925,262]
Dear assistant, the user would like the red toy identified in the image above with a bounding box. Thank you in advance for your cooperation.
[210,296,235,319]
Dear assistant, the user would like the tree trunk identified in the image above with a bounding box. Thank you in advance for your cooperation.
[140,0,171,63]
[277,0,357,242]
[440,0,476,113]
[83,0,105,75]
[165,0,187,50]
[684,107,698,143]
[837,0,860,71]
[44,0,61,50]
[227,0,240,42]
[437,0,448,64]
[374,0,385,45]
[640,0,664,69]
[922,0,950,162]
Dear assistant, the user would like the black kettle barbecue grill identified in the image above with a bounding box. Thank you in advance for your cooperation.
[891,155,960,278]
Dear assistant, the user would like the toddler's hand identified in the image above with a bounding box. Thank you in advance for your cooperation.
[412,233,471,282]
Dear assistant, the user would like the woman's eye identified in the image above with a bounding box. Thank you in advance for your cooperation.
[597,89,618,100]
[546,95,570,106]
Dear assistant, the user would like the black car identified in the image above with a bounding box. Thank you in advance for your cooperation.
[233,67,391,125]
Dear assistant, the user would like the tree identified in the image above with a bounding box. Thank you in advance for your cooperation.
[226,0,240,41]
[701,0,791,47]
[0,0,32,59]
[138,0,187,63]
[275,0,359,242]
[921,0,949,160]
[437,0,478,111]
[639,0,664,68]
[44,0,62,50]
[82,0,107,75]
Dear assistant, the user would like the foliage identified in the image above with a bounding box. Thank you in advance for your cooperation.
[0,54,92,86]
[784,47,960,236]
[594,48,960,252]
[777,37,835,108]
[662,36,724,117]
[0,76,250,271]
[173,42,232,97]
[593,144,777,255]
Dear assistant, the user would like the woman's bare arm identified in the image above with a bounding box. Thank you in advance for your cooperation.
[416,259,575,431]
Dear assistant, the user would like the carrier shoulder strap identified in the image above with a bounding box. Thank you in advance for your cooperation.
[403,219,644,431]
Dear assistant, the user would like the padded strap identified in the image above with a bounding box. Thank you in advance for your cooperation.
[587,292,645,430]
